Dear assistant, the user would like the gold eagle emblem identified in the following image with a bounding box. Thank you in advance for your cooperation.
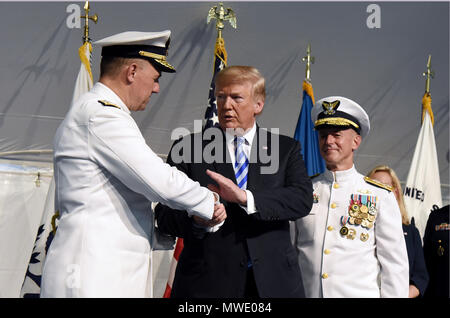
[322,100,340,115]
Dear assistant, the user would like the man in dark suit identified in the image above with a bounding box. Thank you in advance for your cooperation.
[155,65,313,298]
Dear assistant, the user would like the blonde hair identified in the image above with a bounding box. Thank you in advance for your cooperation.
[214,65,265,102]
[367,165,410,225]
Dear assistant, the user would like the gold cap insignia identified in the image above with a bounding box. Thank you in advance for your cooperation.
[322,100,340,115]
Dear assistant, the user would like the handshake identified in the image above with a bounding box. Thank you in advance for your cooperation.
[192,169,248,229]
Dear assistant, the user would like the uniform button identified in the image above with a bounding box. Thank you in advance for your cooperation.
[322,273,329,279]
[324,249,331,255]
[331,203,337,209]
[333,183,339,189]
[327,226,334,231]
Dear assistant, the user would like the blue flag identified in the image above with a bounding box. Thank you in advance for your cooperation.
[294,80,326,177]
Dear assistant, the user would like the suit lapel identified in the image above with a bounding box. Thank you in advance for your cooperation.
[248,126,269,191]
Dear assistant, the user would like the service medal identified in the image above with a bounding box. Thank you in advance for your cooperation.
[368,196,378,216]
[361,219,369,228]
[360,233,369,242]
[360,205,368,213]
[340,226,349,236]
[340,216,350,236]
[347,228,356,240]
[355,218,362,225]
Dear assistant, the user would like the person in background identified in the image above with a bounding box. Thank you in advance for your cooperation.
[367,165,429,298]
[423,204,449,298]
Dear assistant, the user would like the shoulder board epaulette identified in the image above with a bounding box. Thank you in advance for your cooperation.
[363,176,393,192]
[98,100,120,109]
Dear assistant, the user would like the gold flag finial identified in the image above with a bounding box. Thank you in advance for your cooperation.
[207,2,237,39]
[422,55,435,125]
[301,44,315,82]
[81,1,98,43]
[423,54,434,93]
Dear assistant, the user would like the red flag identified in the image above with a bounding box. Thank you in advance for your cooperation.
[162,237,184,298]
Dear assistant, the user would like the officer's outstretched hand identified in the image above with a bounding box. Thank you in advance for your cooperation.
[206,169,247,205]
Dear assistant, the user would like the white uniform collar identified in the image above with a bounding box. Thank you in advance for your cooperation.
[92,82,130,115]
[324,165,358,183]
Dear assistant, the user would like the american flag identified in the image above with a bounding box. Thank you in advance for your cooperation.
[203,37,228,129]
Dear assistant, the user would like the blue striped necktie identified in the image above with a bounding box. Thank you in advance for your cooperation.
[234,136,249,190]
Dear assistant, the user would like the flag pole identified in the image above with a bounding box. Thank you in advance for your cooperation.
[302,43,315,84]
[207,2,237,40]
[403,54,442,237]
[206,2,236,69]
[423,54,434,94]
[202,2,236,129]
[421,55,435,125]
[294,44,325,177]
[81,1,98,44]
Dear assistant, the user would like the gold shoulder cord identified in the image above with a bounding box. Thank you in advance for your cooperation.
[98,100,120,109]
[363,176,393,192]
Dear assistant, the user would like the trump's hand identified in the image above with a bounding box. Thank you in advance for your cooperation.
[206,169,247,205]
[193,203,227,227]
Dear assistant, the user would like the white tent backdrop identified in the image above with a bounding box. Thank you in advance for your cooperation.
[0,1,448,297]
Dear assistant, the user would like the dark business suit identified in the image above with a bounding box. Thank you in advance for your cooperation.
[155,127,313,298]
[402,218,429,296]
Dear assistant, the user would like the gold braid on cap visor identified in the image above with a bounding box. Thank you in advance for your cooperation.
[138,50,175,71]
[314,117,359,129]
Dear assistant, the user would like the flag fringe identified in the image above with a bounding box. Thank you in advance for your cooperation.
[422,92,434,126]
[214,37,227,68]
[79,42,93,83]
[302,80,315,104]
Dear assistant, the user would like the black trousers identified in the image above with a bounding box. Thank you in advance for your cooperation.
[244,268,259,298]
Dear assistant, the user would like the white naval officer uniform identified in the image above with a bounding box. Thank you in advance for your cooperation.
[293,166,409,297]
[41,82,216,298]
